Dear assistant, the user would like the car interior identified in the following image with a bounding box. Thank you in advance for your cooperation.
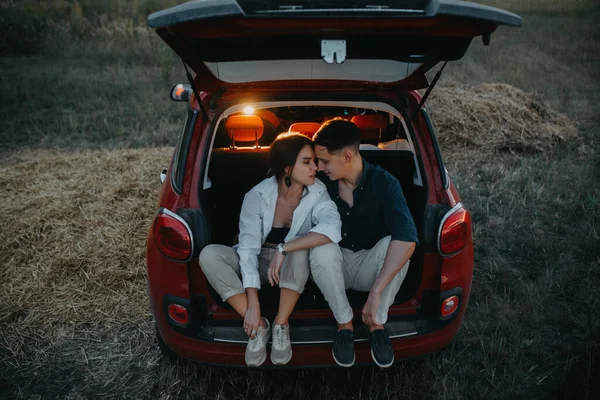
[202,105,427,310]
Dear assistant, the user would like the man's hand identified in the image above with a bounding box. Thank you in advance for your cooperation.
[244,304,261,338]
[365,240,415,329]
[362,292,382,328]
[268,251,285,286]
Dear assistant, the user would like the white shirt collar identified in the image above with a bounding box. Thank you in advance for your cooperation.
[254,176,326,202]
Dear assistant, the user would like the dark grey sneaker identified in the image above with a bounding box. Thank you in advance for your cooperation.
[332,329,355,367]
[369,329,394,368]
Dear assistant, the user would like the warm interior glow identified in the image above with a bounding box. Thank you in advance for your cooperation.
[243,106,255,115]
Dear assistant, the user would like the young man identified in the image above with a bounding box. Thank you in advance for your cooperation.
[309,118,418,368]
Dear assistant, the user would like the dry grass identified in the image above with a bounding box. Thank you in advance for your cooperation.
[1,84,597,399]
[427,83,581,153]
[0,148,170,398]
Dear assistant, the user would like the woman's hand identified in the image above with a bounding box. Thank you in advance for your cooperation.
[244,304,262,338]
[268,251,285,286]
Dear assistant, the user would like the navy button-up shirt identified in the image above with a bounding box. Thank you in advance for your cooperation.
[317,159,418,251]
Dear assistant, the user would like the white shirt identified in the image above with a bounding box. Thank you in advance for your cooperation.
[234,176,342,289]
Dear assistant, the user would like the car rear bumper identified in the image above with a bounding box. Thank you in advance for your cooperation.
[156,309,465,367]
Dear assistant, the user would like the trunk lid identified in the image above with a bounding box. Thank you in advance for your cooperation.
[148,0,521,91]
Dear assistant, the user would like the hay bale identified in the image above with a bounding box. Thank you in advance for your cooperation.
[0,147,172,395]
[0,147,171,322]
[427,83,580,153]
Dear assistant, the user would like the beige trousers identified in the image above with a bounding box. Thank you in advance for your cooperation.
[199,244,310,302]
[309,236,410,325]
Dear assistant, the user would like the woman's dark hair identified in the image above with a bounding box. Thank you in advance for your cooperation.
[269,132,314,183]
[313,117,360,154]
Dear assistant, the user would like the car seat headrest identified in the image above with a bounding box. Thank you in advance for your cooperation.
[225,115,264,142]
[289,122,322,139]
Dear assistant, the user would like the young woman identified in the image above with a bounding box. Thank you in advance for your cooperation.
[199,132,342,367]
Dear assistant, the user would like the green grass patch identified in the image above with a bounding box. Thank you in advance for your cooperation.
[0,56,186,152]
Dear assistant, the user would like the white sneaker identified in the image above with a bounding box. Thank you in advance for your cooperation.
[245,318,271,367]
[270,324,292,365]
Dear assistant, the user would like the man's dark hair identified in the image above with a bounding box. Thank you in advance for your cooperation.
[313,118,360,154]
[269,132,314,182]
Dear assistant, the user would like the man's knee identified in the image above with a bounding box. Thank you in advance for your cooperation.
[373,235,392,272]
[309,242,342,271]
[375,235,392,253]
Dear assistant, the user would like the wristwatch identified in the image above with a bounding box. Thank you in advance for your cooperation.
[276,243,288,256]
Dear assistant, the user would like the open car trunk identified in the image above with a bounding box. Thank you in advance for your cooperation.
[200,104,427,316]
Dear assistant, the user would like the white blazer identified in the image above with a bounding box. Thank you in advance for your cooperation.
[234,176,342,289]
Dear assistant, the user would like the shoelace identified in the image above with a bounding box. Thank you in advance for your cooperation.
[371,330,389,348]
[248,327,264,351]
[273,326,288,348]
[336,330,353,345]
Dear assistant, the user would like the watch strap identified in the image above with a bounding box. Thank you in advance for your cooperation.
[276,243,288,255]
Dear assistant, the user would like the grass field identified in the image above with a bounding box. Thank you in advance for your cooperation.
[1,0,599,399]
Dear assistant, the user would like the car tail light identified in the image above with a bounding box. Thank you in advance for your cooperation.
[438,203,471,256]
[152,208,193,262]
[441,295,459,318]
[168,304,189,325]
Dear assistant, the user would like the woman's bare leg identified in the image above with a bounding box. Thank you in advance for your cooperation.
[227,293,266,328]
[274,288,301,325]
[227,293,248,317]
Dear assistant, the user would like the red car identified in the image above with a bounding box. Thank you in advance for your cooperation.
[146,0,521,367]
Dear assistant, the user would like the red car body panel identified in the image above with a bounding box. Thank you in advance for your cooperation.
[157,311,465,367]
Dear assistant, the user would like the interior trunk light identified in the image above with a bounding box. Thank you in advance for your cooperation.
[441,295,459,318]
[168,304,189,325]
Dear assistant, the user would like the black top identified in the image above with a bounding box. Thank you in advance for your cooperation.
[265,226,290,244]
[317,159,419,251]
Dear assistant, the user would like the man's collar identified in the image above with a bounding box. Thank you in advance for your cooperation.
[328,157,372,192]
[358,158,372,189]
